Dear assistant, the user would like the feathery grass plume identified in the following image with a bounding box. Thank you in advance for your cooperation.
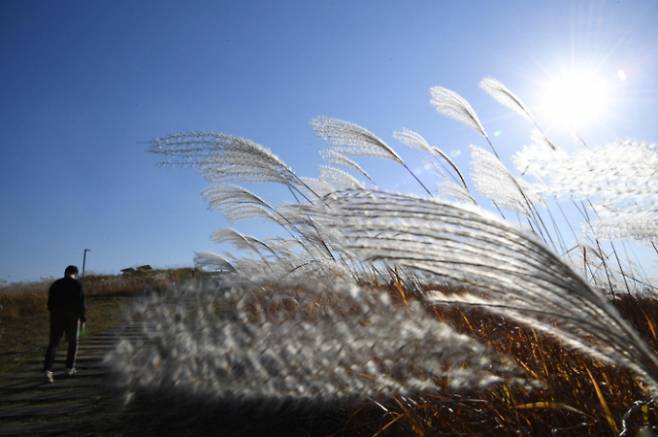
[311,117,402,160]
[514,139,658,243]
[211,229,277,271]
[480,78,557,151]
[202,185,336,262]
[268,200,343,263]
[257,251,355,281]
[479,78,532,121]
[430,87,487,137]
[202,185,279,223]
[589,209,658,242]
[193,251,236,273]
[471,145,557,249]
[107,276,528,404]
[211,228,279,265]
[438,180,477,205]
[299,176,335,198]
[234,239,347,278]
[311,116,432,196]
[320,166,366,190]
[320,149,374,182]
[514,140,658,202]
[393,128,468,191]
[470,145,540,215]
[429,86,501,159]
[284,258,356,280]
[392,127,436,155]
[295,189,658,391]
[276,202,348,263]
[150,132,316,200]
[257,238,299,259]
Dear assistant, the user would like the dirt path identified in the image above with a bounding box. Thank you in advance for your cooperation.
[0,326,142,436]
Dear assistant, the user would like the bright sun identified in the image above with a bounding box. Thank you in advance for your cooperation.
[539,68,611,130]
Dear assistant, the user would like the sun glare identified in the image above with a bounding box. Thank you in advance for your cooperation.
[539,68,611,130]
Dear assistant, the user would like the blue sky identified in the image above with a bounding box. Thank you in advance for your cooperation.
[1,0,657,282]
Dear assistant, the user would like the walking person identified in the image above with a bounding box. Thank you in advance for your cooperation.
[43,265,86,383]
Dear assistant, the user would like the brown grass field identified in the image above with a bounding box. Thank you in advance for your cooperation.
[382,293,658,436]
[2,270,658,436]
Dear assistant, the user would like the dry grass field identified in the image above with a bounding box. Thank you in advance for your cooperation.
[379,290,658,436]
[2,269,658,435]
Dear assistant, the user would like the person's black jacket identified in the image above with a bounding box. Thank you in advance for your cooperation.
[47,277,86,322]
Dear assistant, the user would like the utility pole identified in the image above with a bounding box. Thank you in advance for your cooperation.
[82,249,91,277]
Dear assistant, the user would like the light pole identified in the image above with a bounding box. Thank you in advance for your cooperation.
[82,249,91,277]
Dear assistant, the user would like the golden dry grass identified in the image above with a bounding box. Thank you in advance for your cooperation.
[347,284,658,436]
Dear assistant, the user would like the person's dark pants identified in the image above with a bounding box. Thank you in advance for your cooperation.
[43,311,80,371]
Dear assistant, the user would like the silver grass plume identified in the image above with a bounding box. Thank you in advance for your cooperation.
[393,127,436,155]
[479,78,532,121]
[430,87,486,137]
[471,145,541,215]
[320,149,374,182]
[107,276,528,403]
[514,140,658,202]
[284,258,355,280]
[226,242,355,280]
[514,140,658,242]
[202,185,279,223]
[193,251,236,273]
[233,239,347,278]
[311,117,432,196]
[588,208,658,242]
[203,185,335,261]
[211,228,278,262]
[430,86,501,159]
[236,254,354,282]
[299,176,335,198]
[294,189,658,391]
[311,117,402,161]
[479,78,557,151]
[320,166,366,190]
[257,238,300,260]
[273,200,342,262]
[394,128,468,191]
[438,180,477,205]
[150,132,316,199]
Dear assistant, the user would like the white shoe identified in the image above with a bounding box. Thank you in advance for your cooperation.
[45,370,54,383]
[66,368,78,376]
